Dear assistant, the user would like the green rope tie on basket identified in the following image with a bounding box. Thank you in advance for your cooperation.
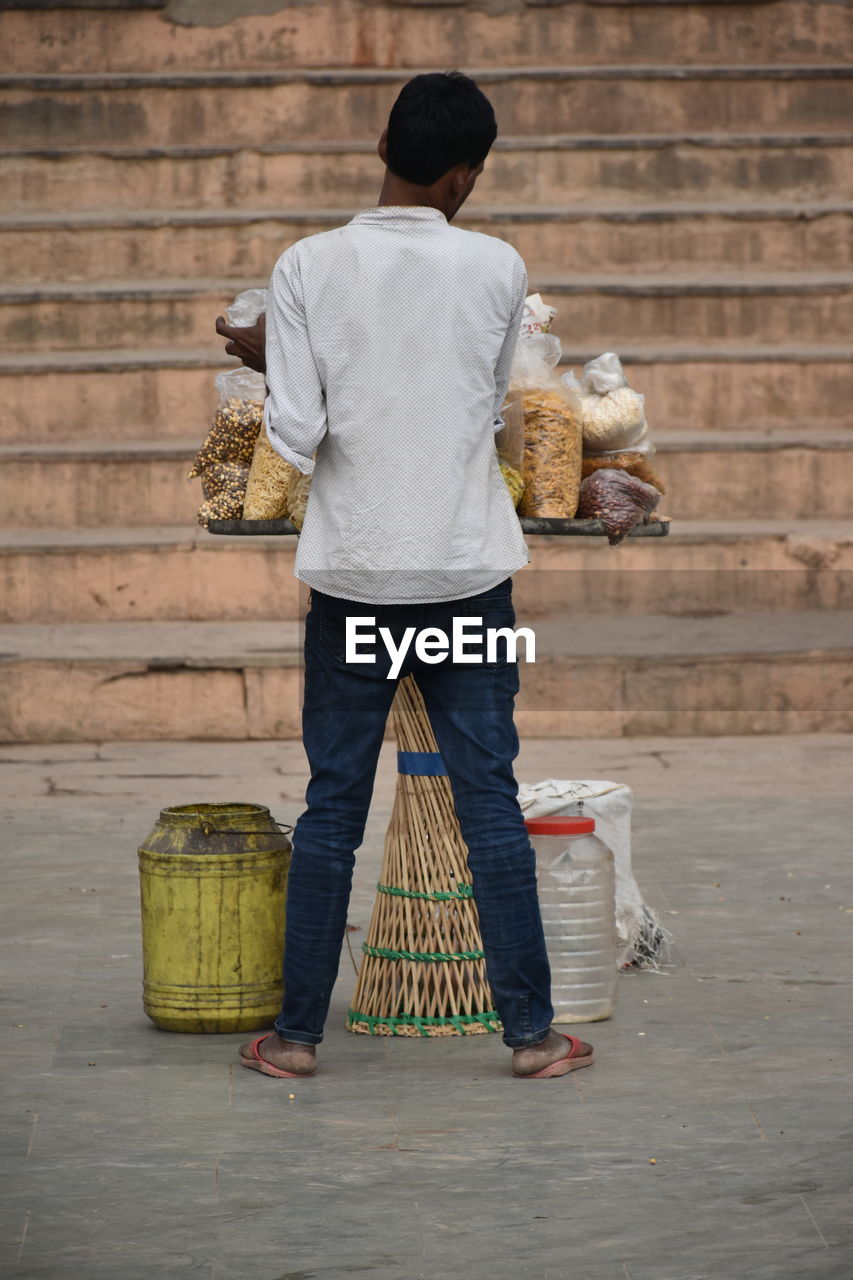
[376,881,474,903]
[362,943,485,964]
[346,1009,500,1037]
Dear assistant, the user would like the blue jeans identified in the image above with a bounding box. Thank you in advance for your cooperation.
[273,578,554,1050]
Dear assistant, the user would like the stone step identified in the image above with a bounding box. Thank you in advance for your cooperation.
[4,271,851,353]
[2,345,850,441]
[2,520,851,625]
[2,432,851,529]
[4,202,851,282]
[3,66,851,150]
[542,271,853,347]
[6,1,849,74]
[5,133,850,214]
[2,611,850,741]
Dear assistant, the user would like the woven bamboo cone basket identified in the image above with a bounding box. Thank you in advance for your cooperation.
[347,675,500,1037]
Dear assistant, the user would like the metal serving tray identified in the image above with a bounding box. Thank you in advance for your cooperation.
[207,517,671,538]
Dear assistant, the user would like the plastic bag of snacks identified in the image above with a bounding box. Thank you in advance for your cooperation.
[189,367,265,526]
[563,353,666,494]
[287,471,312,532]
[567,353,648,453]
[581,446,665,494]
[511,333,582,519]
[242,431,314,528]
[495,395,525,508]
[196,460,251,526]
[189,289,269,527]
[576,468,661,546]
[217,286,316,530]
[189,368,265,475]
[243,431,299,520]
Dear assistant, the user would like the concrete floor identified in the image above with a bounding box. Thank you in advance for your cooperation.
[1,734,852,1280]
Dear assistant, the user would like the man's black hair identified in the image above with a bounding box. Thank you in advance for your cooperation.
[386,71,498,187]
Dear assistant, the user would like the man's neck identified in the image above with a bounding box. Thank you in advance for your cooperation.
[377,173,449,218]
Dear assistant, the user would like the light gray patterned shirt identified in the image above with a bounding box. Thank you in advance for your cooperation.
[263,205,530,604]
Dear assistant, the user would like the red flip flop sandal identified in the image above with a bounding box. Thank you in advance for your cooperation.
[239,1034,316,1079]
[513,1033,594,1079]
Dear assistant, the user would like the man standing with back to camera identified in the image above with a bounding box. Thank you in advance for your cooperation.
[217,71,594,1080]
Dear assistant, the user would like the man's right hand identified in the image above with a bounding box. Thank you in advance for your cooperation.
[215,312,267,375]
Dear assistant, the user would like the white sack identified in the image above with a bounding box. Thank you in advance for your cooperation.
[518,778,670,970]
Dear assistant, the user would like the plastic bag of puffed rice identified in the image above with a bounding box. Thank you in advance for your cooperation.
[562,354,666,493]
[563,353,648,454]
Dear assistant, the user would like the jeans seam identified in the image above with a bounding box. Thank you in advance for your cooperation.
[273,1022,324,1046]
[502,1026,552,1050]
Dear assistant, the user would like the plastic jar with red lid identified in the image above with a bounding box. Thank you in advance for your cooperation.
[525,815,617,1023]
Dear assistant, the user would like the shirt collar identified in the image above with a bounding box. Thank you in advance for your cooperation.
[350,206,448,226]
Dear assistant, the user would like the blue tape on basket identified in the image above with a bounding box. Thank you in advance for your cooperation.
[397,751,448,777]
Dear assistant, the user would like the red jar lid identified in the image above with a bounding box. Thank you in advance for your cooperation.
[525,816,595,836]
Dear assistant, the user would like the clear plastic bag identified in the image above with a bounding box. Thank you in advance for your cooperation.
[224,288,267,327]
[287,471,312,532]
[582,351,628,395]
[196,461,251,527]
[565,353,648,454]
[495,395,525,508]
[581,447,665,494]
[189,367,265,526]
[189,369,265,479]
[576,468,661,546]
[559,368,582,395]
[563,352,665,492]
[243,431,299,521]
[511,334,583,519]
[190,289,270,527]
[578,386,647,451]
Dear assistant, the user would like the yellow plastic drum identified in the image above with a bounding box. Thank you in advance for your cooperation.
[138,803,291,1033]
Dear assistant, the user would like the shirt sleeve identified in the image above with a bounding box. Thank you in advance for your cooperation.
[492,252,528,433]
[262,248,327,475]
